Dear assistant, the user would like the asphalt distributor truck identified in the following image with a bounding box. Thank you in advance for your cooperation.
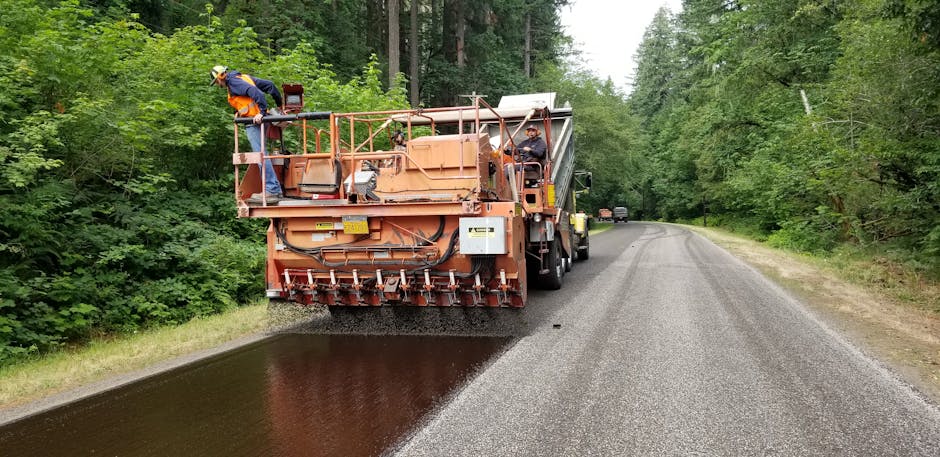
[232,90,589,308]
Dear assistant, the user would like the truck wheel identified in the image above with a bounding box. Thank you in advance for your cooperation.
[578,247,590,261]
[539,238,564,290]
[564,242,573,273]
[576,232,589,261]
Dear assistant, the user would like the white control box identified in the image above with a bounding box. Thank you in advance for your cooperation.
[459,217,507,255]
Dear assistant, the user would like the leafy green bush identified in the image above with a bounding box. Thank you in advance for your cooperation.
[0,1,409,365]
[766,214,840,255]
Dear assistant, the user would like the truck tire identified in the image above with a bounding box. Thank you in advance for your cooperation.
[564,237,573,273]
[539,238,564,290]
[576,232,589,261]
[578,246,590,261]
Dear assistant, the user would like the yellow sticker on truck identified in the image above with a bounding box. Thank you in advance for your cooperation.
[342,215,369,234]
[315,222,335,231]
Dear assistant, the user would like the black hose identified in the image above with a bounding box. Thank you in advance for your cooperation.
[313,229,459,269]
[234,111,332,124]
[419,216,446,246]
[277,227,499,289]
[273,219,458,269]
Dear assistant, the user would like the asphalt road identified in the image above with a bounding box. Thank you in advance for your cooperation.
[394,222,940,456]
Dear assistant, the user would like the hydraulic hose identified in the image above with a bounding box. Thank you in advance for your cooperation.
[273,219,457,268]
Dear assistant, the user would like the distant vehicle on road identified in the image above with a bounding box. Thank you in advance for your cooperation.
[598,208,612,222]
[613,206,628,223]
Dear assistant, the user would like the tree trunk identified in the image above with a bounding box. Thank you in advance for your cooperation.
[388,0,401,87]
[524,13,532,78]
[442,0,455,63]
[432,0,441,47]
[455,0,465,68]
[409,0,420,106]
[367,0,386,62]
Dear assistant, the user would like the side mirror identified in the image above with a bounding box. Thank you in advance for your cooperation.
[575,170,592,190]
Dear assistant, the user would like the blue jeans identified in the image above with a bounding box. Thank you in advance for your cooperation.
[246,124,282,195]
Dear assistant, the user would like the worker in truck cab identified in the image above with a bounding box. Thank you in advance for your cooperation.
[209,65,284,204]
[504,126,547,186]
[505,126,547,164]
[391,130,407,151]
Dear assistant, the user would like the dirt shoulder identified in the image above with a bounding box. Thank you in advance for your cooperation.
[687,225,940,403]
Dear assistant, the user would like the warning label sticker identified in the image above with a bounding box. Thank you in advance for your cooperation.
[467,227,496,238]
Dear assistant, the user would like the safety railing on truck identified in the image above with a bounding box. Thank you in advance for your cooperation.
[231,100,556,211]
[233,112,332,206]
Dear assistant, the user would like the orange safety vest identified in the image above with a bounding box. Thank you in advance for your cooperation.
[227,74,261,117]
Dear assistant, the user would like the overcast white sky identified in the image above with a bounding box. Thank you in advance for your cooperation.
[561,0,683,91]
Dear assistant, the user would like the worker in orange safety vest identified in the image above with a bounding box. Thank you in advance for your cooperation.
[210,65,284,204]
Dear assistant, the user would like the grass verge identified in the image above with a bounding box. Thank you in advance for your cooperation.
[589,222,613,236]
[0,303,269,410]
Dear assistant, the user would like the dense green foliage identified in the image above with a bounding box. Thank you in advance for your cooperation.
[629,0,940,271]
[90,0,569,106]
[532,68,644,213]
[0,0,415,363]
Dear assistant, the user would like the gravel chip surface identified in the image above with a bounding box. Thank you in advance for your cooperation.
[394,222,940,456]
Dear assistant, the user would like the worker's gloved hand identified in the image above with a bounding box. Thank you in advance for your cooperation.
[252,113,263,124]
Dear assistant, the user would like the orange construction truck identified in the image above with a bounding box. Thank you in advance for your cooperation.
[231,90,587,307]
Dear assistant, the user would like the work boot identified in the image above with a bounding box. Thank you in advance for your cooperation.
[246,192,282,204]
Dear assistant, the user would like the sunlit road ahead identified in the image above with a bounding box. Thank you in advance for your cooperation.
[396,222,940,456]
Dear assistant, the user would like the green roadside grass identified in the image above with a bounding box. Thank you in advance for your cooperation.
[589,222,613,236]
[0,303,270,410]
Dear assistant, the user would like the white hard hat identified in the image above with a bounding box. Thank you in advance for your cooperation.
[209,65,229,86]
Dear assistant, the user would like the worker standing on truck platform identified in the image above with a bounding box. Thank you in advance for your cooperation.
[209,65,284,204]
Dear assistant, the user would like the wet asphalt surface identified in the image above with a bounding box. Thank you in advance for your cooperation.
[394,222,940,456]
[0,334,509,457]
